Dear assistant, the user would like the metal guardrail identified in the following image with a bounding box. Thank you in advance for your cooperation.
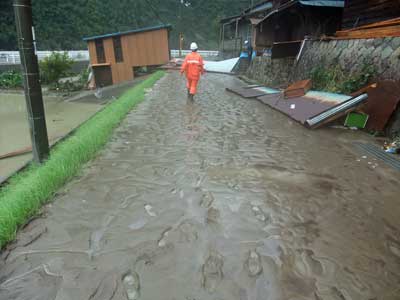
[0,50,219,64]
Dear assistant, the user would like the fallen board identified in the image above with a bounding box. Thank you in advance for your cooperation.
[258,93,335,124]
[226,86,279,98]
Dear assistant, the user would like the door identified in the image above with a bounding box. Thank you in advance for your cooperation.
[93,65,113,87]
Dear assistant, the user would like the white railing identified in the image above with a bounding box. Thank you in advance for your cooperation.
[170,50,219,58]
[0,50,90,64]
[1,50,219,64]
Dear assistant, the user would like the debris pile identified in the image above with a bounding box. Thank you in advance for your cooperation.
[383,139,400,154]
[226,79,400,136]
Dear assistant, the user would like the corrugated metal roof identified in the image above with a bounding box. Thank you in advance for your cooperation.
[83,24,172,41]
[248,2,273,14]
[299,0,344,7]
[257,0,344,25]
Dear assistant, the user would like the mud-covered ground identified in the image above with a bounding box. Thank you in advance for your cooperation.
[1,72,400,300]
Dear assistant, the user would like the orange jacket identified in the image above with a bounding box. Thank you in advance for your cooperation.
[180,52,205,80]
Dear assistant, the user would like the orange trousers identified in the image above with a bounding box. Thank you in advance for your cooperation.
[186,78,199,95]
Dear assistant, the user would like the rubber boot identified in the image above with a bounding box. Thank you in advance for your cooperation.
[189,94,194,102]
[187,89,190,97]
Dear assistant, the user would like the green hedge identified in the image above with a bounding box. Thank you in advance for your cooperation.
[0,71,165,248]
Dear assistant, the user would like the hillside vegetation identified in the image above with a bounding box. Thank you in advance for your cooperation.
[0,0,250,50]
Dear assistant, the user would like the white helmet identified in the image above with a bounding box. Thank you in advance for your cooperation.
[190,42,198,51]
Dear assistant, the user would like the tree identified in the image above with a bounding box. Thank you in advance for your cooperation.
[0,0,248,50]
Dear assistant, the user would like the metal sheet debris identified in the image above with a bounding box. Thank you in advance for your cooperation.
[355,81,400,132]
[204,58,240,73]
[258,93,335,124]
[305,94,368,128]
[226,86,279,98]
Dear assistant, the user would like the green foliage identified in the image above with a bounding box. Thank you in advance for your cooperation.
[0,71,165,248]
[49,68,90,93]
[311,60,377,94]
[39,52,74,84]
[1,0,246,50]
[0,70,23,89]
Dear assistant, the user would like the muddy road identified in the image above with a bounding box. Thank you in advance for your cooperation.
[1,72,400,300]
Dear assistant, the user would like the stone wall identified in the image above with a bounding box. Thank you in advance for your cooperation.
[246,37,400,87]
[246,56,295,88]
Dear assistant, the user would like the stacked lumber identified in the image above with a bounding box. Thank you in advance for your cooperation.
[284,79,311,99]
[336,17,400,39]
[342,0,400,29]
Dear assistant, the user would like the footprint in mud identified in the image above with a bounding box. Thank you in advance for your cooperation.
[144,204,157,217]
[158,227,172,247]
[252,206,269,223]
[246,250,263,277]
[178,221,198,243]
[200,192,215,208]
[202,251,224,293]
[207,207,220,224]
[294,249,323,277]
[122,271,141,300]
[89,273,118,300]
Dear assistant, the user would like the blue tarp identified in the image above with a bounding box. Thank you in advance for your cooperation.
[298,0,344,7]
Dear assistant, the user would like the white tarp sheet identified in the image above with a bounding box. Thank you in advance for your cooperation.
[204,58,240,73]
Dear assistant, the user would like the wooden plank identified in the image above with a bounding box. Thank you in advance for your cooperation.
[340,17,400,32]
[336,24,400,38]
[284,79,312,99]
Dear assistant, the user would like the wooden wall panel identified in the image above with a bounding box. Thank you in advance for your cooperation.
[88,41,97,64]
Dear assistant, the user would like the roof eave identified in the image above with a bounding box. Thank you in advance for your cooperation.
[83,24,172,41]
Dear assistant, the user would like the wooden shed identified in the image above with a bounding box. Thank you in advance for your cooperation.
[83,24,171,87]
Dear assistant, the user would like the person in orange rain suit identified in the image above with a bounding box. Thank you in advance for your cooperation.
[180,42,205,101]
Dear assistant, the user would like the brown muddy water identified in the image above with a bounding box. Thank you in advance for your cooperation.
[0,93,102,182]
[0,72,399,300]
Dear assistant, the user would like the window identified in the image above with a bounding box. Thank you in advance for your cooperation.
[113,36,124,63]
[95,39,105,63]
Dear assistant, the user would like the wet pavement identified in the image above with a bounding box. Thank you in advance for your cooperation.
[1,72,400,300]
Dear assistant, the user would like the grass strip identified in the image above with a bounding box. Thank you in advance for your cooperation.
[0,71,165,248]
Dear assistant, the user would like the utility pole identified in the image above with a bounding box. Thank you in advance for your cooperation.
[13,0,49,163]
[179,0,184,57]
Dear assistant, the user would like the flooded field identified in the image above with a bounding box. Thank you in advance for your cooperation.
[0,72,399,300]
[0,92,102,182]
